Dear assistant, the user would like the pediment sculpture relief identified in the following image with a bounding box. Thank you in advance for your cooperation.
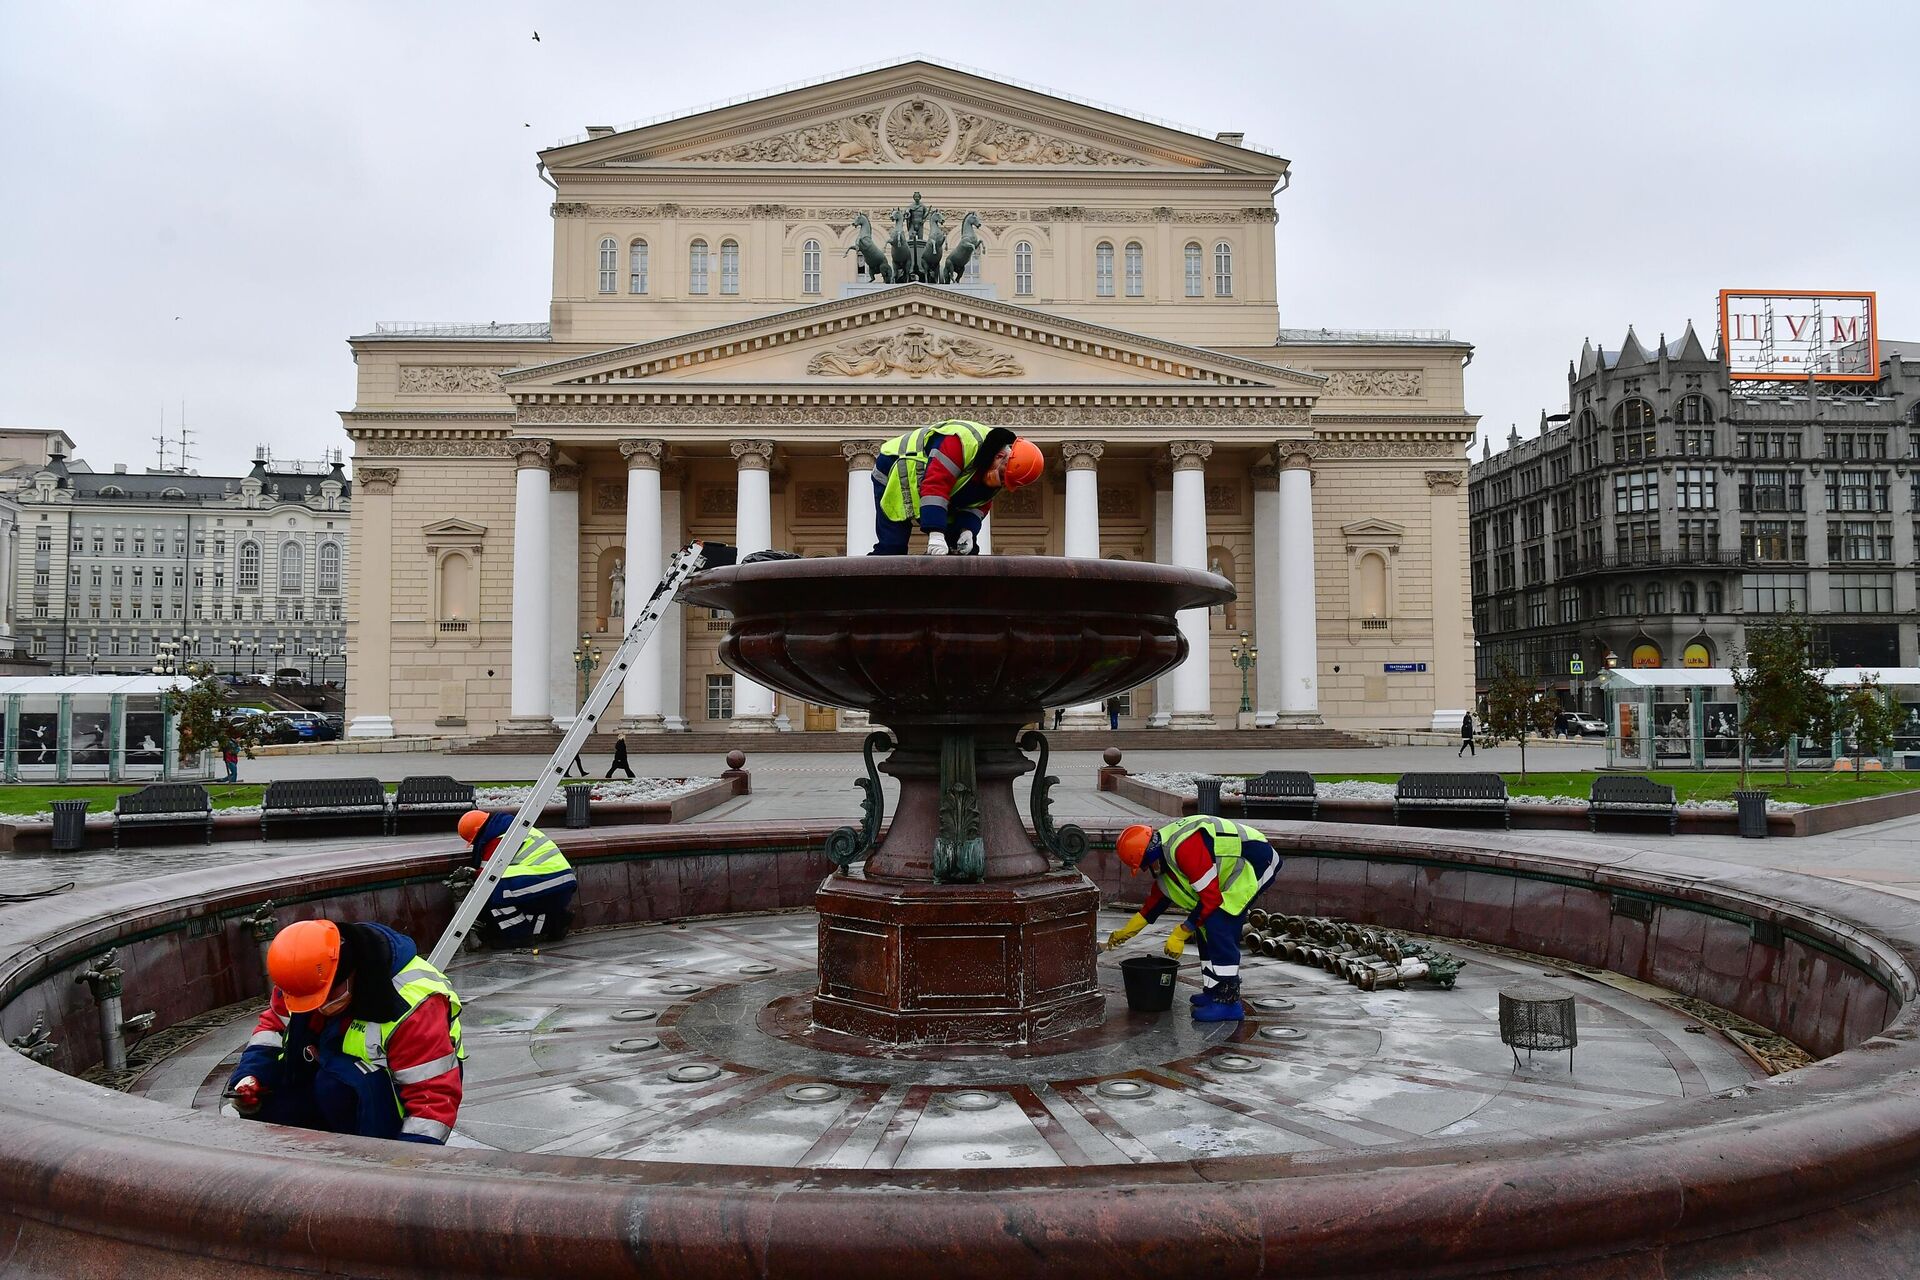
[807,325,1024,379]
[685,112,885,164]
[1322,369,1424,397]
[673,99,1151,166]
[950,113,1150,166]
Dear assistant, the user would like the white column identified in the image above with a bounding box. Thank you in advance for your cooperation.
[346,467,397,738]
[546,465,581,725]
[1251,463,1282,727]
[1275,449,1321,724]
[1426,468,1470,730]
[505,439,555,732]
[840,440,881,731]
[1059,440,1108,730]
[1169,440,1215,729]
[620,439,666,731]
[730,439,778,732]
[661,484,688,730]
[1148,482,1174,727]
[975,513,992,554]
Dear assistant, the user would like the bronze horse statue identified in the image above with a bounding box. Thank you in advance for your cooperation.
[886,208,915,284]
[916,210,947,284]
[940,212,984,284]
[844,213,892,283]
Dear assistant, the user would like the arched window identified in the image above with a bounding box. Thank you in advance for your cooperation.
[1184,242,1203,297]
[1672,393,1714,424]
[1095,242,1114,297]
[628,239,648,294]
[1014,241,1033,295]
[719,239,740,294]
[1678,581,1697,613]
[1645,581,1665,614]
[279,541,303,593]
[1213,242,1233,296]
[1612,398,1657,459]
[238,541,260,592]
[1616,584,1635,616]
[1705,581,1723,612]
[1613,399,1656,430]
[801,239,821,295]
[1124,241,1144,297]
[1356,552,1388,618]
[318,542,341,594]
[597,237,617,293]
[688,239,709,294]
[963,246,981,283]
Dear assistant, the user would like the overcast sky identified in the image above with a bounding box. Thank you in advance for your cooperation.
[2,2,1913,473]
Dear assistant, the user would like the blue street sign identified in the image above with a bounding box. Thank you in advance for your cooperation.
[1383,662,1427,674]
[1569,657,1585,675]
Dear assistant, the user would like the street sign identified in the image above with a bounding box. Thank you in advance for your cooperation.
[1383,662,1427,674]
[1569,657,1585,676]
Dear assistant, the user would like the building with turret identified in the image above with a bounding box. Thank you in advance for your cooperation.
[1470,325,1920,708]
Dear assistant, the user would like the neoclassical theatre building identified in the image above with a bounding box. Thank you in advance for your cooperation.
[342,62,1478,739]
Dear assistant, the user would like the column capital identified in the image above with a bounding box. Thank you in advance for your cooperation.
[1061,440,1105,470]
[1424,468,1466,493]
[509,438,553,471]
[549,464,583,492]
[1168,440,1213,471]
[731,439,776,471]
[1276,440,1319,471]
[840,438,885,470]
[619,438,665,470]
[356,466,400,494]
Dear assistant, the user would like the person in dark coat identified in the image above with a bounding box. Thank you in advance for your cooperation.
[1458,711,1477,757]
[605,734,635,779]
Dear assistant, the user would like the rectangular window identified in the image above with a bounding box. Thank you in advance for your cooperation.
[1676,517,1718,559]
[1823,432,1888,461]
[1558,586,1580,623]
[1678,429,1714,456]
[1824,469,1889,513]
[133,537,144,556]
[1613,519,1661,561]
[1612,470,1657,514]
[705,674,734,721]
[1527,592,1548,628]
[1830,572,1893,613]
[35,534,50,554]
[1742,572,1807,613]
[92,536,103,553]
[1739,469,1803,512]
[70,535,83,553]
[1741,519,1805,562]
[34,570,48,588]
[1827,520,1892,563]
[1675,468,1715,509]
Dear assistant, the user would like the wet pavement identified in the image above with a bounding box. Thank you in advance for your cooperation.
[140,908,1762,1169]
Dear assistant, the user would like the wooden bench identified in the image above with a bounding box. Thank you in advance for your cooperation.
[1241,770,1318,821]
[391,775,477,831]
[261,777,389,839]
[112,783,213,848]
[1588,775,1677,834]
[1394,772,1510,829]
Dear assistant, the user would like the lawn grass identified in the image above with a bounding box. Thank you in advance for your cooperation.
[1308,771,1920,807]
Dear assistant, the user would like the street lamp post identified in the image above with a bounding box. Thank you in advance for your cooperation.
[268,642,285,684]
[228,638,242,676]
[1228,630,1258,715]
[571,632,602,711]
[87,650,99,675]
[248,643,260,679]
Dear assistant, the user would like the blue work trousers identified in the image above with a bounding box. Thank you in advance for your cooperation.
[1194,841,1282,995]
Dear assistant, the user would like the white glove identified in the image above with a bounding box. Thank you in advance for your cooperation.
[924,530,950,556]
[953,529,976,555]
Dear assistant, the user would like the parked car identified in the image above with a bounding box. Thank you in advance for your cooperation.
[1554,712,1607,738]
[262,711,338,743]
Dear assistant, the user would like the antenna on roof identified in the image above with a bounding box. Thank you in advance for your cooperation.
[175,405,196,475]
[153,404,170,473]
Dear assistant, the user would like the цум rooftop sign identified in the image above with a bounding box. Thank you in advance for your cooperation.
[1718,289,1878,381]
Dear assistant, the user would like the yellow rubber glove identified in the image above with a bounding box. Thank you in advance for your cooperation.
[1163,923,1194,959]
[1105,912,1149,951]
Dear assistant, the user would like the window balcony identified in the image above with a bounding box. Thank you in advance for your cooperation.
[1557,548,1752,578]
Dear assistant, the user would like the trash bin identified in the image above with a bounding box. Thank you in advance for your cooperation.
[1903,755,1920,771]
[563,783,593,830]
[1733,790,1768,839]
[1195,776,1223,816]
[1119,955,1180,1013]
[50,800,90,852]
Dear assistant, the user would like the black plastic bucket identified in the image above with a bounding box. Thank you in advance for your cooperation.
[1120,955,1180,1012]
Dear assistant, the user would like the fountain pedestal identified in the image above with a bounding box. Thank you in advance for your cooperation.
[679,555,1231,1048]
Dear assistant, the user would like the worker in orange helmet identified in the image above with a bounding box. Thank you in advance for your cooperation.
[226,919,465,1143]
[870,421,1044,555]
[456,808,577,947]
[1104,817,1282,1022]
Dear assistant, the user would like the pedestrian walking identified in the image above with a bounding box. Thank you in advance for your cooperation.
[564,751,588,777]
[1458,711,1476,758]
[1052,708,1064,730]
[605,734,635,780]
[222,737,240,783]
[1106,696,1121,731]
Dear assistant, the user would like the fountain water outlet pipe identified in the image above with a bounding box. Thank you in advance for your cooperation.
[73,949,152,1074]
[8,1013,57,1064]
[243,901,279,979]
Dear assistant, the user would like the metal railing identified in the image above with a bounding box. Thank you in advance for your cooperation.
[367,321,551,338]
[1276,326,1454,344]
[1557,548,1752,576]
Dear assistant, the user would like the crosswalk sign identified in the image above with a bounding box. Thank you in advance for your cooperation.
[1569,657,1585,676]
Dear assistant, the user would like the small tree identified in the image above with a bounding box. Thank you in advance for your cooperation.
[1483,656,1557,779]
[1728,610,1828,786]
[173,672,264,768]
[1833,674,1902,778]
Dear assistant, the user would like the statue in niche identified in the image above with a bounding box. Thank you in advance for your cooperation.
[608,559,626,619]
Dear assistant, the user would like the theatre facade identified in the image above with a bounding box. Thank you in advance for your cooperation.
[341,61,1478,739]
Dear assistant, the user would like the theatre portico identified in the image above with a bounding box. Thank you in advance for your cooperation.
[341,60,1479,740]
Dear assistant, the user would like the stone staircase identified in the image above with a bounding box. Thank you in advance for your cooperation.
[451,726,1373,755]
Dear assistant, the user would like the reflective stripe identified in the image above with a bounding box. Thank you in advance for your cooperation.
[920,494,949,511]
[247,1029,285,1050]
[391,1052,460,1084]
[400,1116,451,1141]
[929,451,961,475]
[1190,865,1219,892]
[1152,817,1271,916]
[361,1018,386,1067]
[1212,964,1240,977]
[500,871,577,900]
[876,422,991,522]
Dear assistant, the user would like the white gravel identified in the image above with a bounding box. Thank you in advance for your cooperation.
[1128,771,1806,812]
[14,777,719,824]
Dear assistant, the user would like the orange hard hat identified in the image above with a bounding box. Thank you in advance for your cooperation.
[1001,438,1044,489]
[457,809,490,843]
[268,920,343,1013]
[1116,824,1155,873]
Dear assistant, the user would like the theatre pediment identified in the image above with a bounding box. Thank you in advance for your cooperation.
[541,62,1283,177]
[506,286,1323,394]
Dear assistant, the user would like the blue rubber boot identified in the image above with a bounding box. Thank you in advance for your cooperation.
[1189,988,1218,1007]
[1192,999,1245,1023]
